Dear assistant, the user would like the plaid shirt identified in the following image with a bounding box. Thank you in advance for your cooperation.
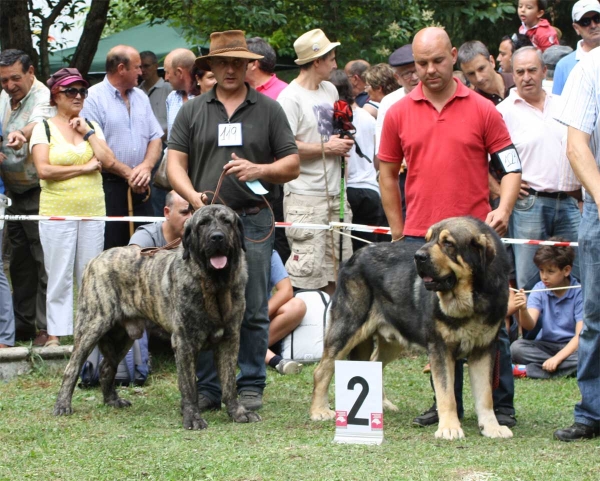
[166,89,194,139]
[0,78,55,193]
[81,76,163,169]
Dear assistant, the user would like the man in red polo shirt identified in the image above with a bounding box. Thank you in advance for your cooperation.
[378,27,522,428]
[379,27,521,240]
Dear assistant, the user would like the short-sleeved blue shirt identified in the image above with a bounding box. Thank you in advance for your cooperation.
[268,250,288,296]
[527,276,583,343]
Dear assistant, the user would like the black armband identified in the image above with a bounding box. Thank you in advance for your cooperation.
[490,144,522,179]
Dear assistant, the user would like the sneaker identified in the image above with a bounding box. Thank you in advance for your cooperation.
[512,364,527,378]
[275,359,303,375]
[554,423,600,442]
[239,390,263,411]
[413,404,439,426]
[197,394,221,412]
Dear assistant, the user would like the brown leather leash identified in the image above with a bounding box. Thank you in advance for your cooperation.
[139,237,182,257]
[204,169,275,245]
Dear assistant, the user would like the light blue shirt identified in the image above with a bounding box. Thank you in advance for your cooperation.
[552,51,577,95]
[81,76,163,169]
[166,89,195,139]
[528,277,583,344]
[268,250,289,296]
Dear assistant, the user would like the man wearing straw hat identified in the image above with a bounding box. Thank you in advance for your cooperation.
[277,29,354,295]
[168,30,299,412]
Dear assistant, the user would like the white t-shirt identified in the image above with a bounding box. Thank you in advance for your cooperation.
[347,106,378,193]
[375,87,406,154]
[496,89,578,192]
[277,80,340,195]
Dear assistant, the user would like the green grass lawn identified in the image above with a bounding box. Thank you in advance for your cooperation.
[0,352,598,481]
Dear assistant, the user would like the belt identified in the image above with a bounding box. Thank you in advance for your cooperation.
[102,172,127,183]
[527,188,569,200]
[233,201,269,216]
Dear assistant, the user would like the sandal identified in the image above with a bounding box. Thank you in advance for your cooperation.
[44,339,60,348]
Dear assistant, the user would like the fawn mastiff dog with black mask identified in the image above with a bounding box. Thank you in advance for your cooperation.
[310,216,512,440]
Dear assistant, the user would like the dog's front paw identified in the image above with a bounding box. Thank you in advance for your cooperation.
[232,409,261,424]
[106,398,132,409]
[183,410,208,430]
[382,398,399,412]
[480,423,513,439]
[53,402,73,416]
[435,424,465,440]
[310,408,336,421]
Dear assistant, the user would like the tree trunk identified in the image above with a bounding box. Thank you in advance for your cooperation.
[70,0,111,77]
[0,0,38,70]
[38,0,72,81]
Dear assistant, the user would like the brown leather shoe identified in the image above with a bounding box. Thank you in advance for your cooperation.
[32,330,49,347]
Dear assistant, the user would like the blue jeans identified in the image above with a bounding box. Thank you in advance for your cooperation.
[196,208,274,402]
[509,194,580,290]
[0,228,15,346]
[573,198,600,428]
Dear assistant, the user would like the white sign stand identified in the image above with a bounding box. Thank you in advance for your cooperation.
[333,360,383,445]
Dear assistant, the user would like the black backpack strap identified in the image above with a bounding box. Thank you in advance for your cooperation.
[84,118,94,130]
[43,119,51,143]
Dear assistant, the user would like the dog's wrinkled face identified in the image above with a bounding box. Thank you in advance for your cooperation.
[414,217,496,292]
[182,204,246,271]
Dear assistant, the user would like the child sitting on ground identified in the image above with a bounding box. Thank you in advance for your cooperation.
[266,250,307,375]
[511,238,583,379]
[517,0,559,51]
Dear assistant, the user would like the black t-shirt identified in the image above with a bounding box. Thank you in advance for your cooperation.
[168,84,298,210]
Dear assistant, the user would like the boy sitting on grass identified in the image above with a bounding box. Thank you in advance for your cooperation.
[511,238,583,379]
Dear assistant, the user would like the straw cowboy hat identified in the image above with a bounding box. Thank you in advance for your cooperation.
[195,30,263,71]
[294,29,340,65]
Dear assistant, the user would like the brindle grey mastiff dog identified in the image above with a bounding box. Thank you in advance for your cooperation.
[54,204,259,430]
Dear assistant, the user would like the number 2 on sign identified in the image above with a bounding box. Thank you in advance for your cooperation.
[347,376,369,426]
[218,122,243,146]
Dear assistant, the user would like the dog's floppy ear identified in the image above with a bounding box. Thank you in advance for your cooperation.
[474,232,496,270]
[236,214,247,252]
[182,221,193,261]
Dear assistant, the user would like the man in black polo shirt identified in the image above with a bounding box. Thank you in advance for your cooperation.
[458,40,515,106]
[168,30,299,412]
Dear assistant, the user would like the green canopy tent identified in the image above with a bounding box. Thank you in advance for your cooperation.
[48,21,203,75]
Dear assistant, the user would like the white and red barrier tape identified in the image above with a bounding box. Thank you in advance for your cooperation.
[0,215,580,247]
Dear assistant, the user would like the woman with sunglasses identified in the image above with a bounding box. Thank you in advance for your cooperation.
[30,68,115,347]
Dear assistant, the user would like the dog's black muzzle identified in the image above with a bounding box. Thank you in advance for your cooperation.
[414,250,457,292]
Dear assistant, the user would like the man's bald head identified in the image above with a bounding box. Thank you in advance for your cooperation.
[165,48,196,72]
[412,27,457,96]
[106,45,139,74]
[164,48,195,92]
[413,27,453,56]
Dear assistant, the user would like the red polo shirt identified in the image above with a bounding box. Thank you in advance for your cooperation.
[378,79,512,236]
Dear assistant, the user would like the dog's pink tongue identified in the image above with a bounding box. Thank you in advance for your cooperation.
[423,276,433,283]
[210,255,227,269]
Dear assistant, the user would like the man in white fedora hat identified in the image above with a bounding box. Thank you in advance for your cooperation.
[168,30,300,414]
[277,28,354,296]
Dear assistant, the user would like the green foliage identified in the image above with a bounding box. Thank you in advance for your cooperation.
[29,0,88,54]
[102,0,154,38]
[102,0,521,62]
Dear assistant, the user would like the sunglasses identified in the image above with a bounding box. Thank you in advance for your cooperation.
[58,87,88,99]
[577,13,600,27]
